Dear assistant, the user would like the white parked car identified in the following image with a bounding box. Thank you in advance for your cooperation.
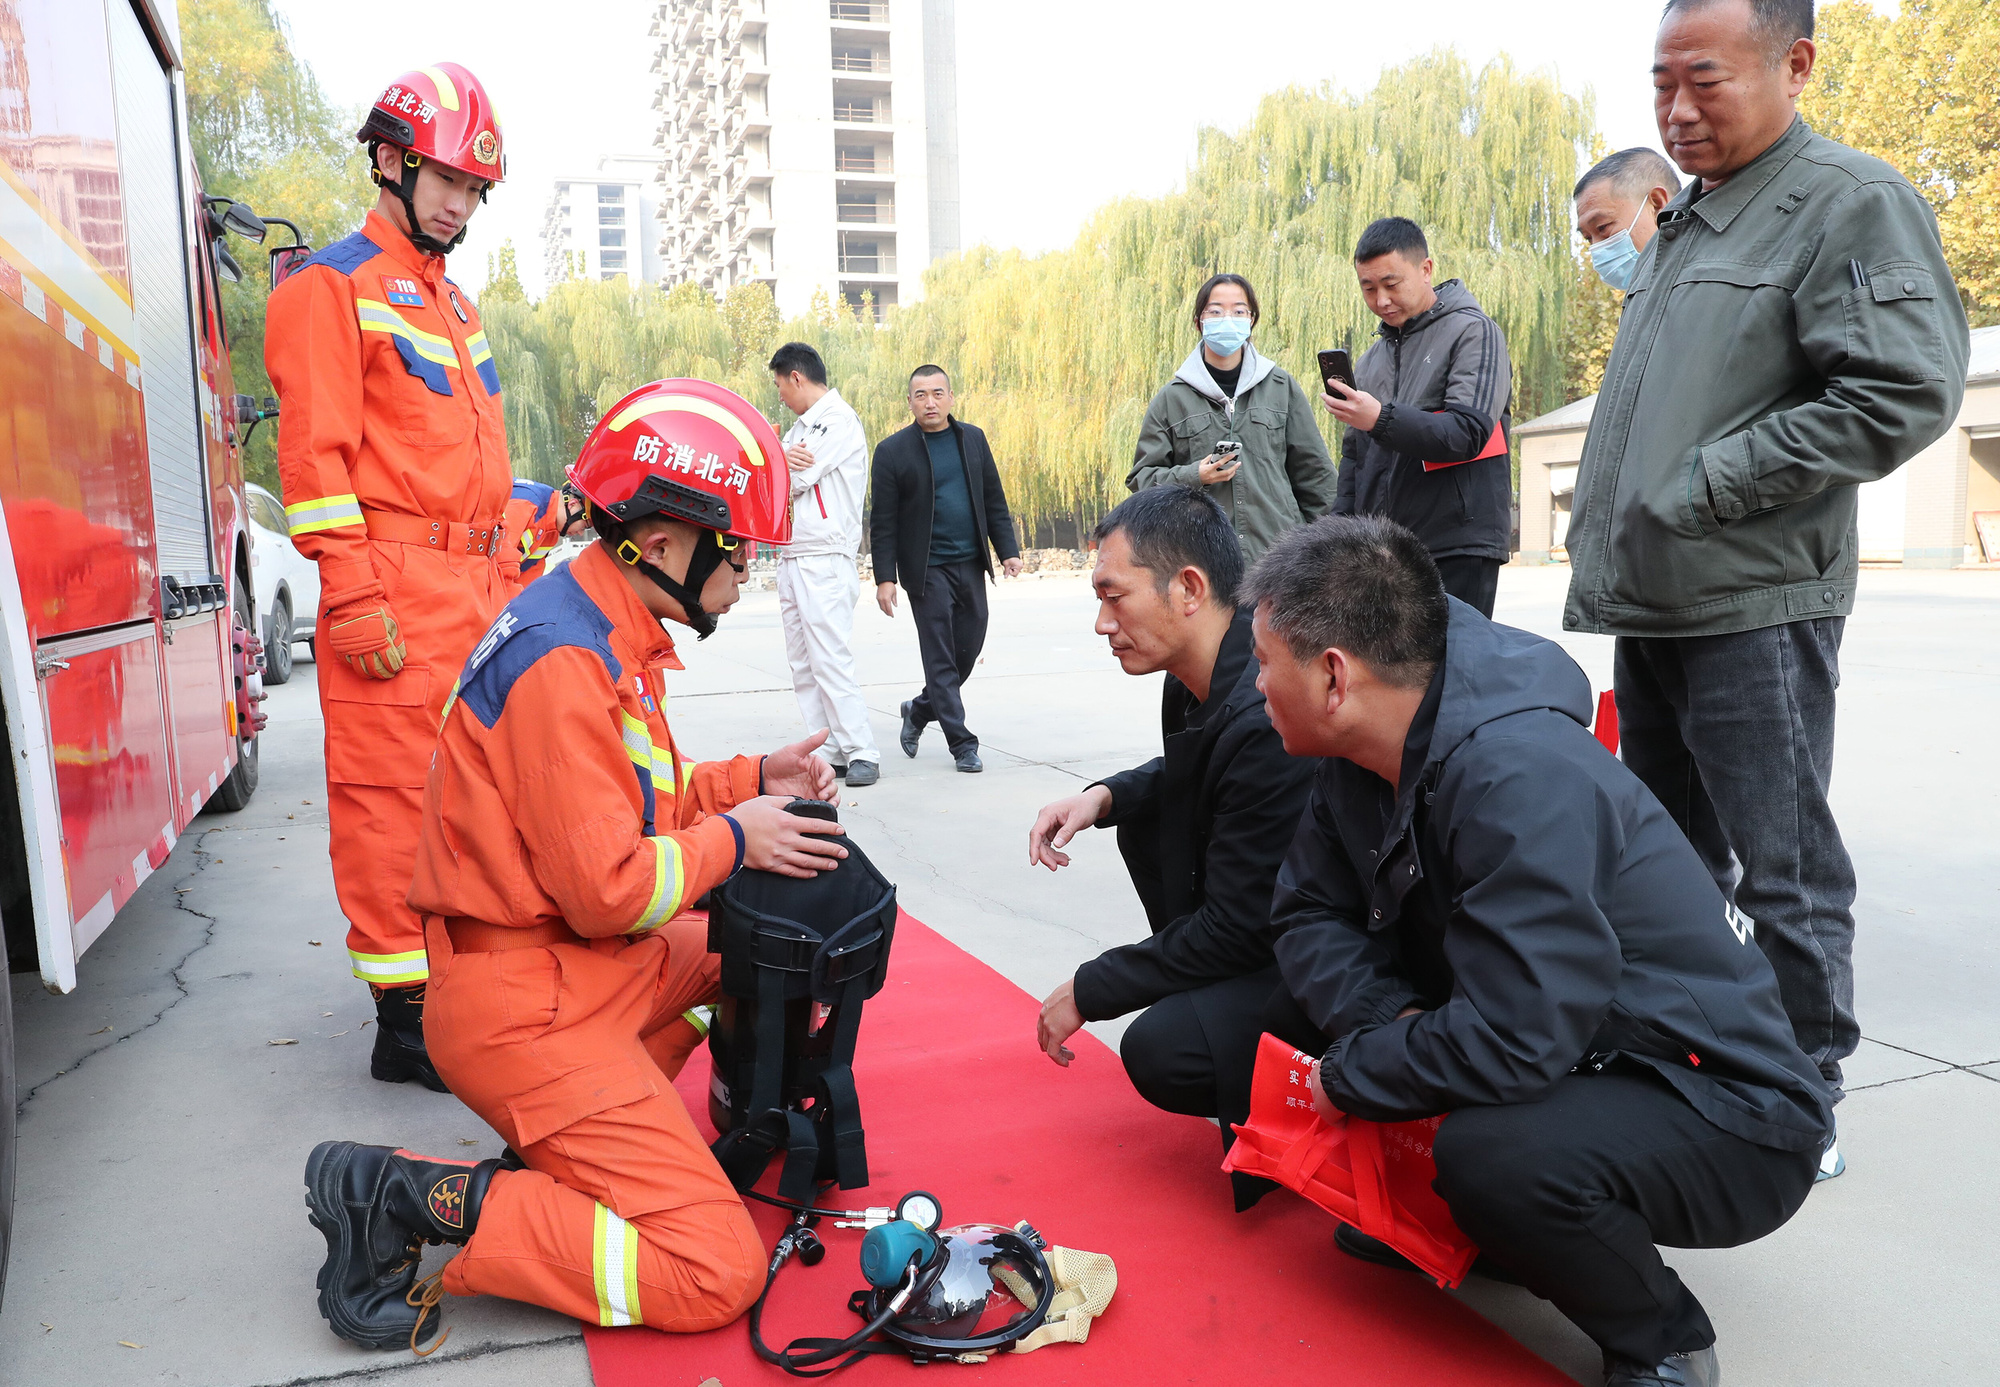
[244,482,319,685]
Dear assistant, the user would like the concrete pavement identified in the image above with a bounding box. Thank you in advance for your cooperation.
[3,563,1996,1385]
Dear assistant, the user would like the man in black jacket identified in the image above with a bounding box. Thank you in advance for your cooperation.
[870,366,1021,773]
[1325,217,1513,616]
[1029,487,1312,1202]
[1243,515,1829,1387]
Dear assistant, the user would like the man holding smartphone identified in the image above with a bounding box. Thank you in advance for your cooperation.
[1323,217,1515,617]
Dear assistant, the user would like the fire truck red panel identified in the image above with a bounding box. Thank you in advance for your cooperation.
[42,631,176,954]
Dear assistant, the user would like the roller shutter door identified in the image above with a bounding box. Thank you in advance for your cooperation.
[108,0,212,587]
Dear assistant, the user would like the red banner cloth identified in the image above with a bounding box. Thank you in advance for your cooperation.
[1222,1033,1479,1288]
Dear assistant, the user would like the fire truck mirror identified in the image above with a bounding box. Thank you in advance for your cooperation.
[220,201,267,243]
[269,243,312,288]
[215,245,244,284]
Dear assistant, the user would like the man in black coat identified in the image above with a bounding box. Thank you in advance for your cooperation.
[1029,487,1312,1202]
[1242,515,1830,1387]
[870,365,1021,773]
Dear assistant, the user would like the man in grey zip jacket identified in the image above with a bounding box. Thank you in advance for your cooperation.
[1563,1,1970,1159]
[1246,515,1828,1387]
[1330,218,1514,616]
[1129,341,1336,565]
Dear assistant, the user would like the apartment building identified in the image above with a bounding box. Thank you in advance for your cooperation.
[541,155,665,285]
[649,0,960,321]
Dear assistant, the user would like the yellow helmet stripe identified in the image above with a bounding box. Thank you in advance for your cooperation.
[606,393,770,467]
[420,66,461,112]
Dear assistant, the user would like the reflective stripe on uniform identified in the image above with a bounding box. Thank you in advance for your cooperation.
[633,835,685,932]
[466,330,502,396]
[591,1203,643,1327]
[681,1005,713,1037]
[285,493,365,537]
[355,299,460,367]
[621,711,676,783]
[349,948,428,984]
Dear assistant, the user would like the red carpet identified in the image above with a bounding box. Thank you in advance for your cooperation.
[583,912,1570,1386]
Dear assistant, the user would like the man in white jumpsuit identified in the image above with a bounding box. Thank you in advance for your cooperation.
[769,341,882,786]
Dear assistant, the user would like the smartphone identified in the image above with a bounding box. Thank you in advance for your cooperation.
[1317,348,1357,394]
[1215,439,1243,460]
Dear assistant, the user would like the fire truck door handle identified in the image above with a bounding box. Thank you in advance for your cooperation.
[34,651,69,679]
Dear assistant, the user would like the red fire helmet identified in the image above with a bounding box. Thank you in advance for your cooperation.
[357,63,506,184]
[568,379,792,546]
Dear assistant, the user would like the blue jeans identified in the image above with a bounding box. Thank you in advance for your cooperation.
[1614,619,1857,1100]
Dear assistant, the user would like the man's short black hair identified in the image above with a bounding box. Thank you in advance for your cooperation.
[1573,147,1684,204]
[768,341,827,385]
[1241,516,1448,689]
[1093,484,1245,610]
[910,363,950,387]
[1191,273,1260,330]
[1660,0,1813,65]
[1353,217,1429,266]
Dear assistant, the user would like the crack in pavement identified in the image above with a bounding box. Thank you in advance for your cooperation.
[1847,1035,2000,1092]
[250,1331,581,1385]
[16,830,221,1119]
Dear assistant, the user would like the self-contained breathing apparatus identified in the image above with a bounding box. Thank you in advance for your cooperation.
[706,799,897,1204]
[704,802,1114,1371]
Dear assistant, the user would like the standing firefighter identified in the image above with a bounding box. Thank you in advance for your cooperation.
[266,63,514,1088]
[304,380,846,1353]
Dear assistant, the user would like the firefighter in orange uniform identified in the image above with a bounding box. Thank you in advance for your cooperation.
[266,64,513,1088]
[304,380,849,1353]
[496,478,566,590]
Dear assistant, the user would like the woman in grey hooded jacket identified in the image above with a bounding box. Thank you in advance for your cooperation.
[1127,274,1337,564]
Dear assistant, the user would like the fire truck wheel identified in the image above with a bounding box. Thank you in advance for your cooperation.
[264,597,295,686]
[0,922,15,1312]
[212,584,261,813]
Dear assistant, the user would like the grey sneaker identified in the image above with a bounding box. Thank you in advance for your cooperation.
[844,760,879,787]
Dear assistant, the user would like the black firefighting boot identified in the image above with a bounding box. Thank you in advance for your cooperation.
[369,983,449,1093]
[305,1141,501,1354]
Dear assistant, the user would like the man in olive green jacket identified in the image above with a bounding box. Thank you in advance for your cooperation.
[1565,0,1969,1186]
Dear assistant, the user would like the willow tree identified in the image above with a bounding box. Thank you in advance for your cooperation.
[878,50,1595,538]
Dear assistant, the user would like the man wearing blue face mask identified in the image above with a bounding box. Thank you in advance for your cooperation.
[1574,148,1683,292]
[1130,273,1337,565]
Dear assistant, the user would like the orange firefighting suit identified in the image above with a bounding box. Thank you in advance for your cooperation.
[498,478,560,591]
[266,209,512,988]
[408,540,765,1329]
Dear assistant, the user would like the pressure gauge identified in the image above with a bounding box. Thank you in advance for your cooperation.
[896,1190,943,1233]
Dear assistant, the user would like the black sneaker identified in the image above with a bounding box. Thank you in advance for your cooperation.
[370,984,449,1093]
[954,747,983,774]
[845,760,879,787]
[304,1141,499,1353]
[899,701,923,758]
[1605,1347,1718,1386]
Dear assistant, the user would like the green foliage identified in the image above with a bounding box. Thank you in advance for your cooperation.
[482,51,1596,535]
[484,241,527,304]
[181,0,371,494]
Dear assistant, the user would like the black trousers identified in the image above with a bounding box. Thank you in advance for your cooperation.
[1112,816,1283,1207]
[1261,991,1816,1366]
[906,560,988,753]
[1433,554,1502,617]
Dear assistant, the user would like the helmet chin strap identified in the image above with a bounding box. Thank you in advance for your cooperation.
[608,523,743,640]
[370,145,470,256]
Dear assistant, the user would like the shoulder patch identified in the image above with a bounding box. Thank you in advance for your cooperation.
[455,563,621,728]
[298,231,379,279]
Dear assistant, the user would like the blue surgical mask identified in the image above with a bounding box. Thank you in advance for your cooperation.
[1589,204,1646,292]
[1200,316,1253,356]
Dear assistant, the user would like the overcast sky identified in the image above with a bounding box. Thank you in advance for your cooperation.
[272,0,1711,299]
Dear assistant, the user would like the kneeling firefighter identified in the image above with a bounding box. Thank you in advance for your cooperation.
[303,379,855,1353]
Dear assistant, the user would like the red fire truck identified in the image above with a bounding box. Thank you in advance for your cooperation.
[0,0,279,1301]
